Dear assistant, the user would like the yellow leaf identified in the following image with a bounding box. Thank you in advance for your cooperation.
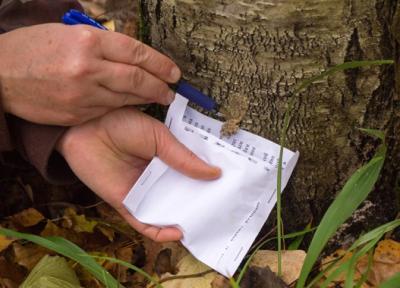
[10,208,44,227]
[148,254,217,288]
[62,208,97,233]
[365,239,400,286]
[103,20,116,31]
[250,250,307,284]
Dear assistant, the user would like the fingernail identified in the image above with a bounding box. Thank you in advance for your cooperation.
[166,90,175,104]
[170,66,181,82]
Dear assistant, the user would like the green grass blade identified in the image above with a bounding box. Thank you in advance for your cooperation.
[0,228,121,288]
[305,258,341,288]
[348,219,400,251]
[229,277,240,288]
[294,60,394,94]
[354,249,373,288]
[288,223,312,250]
[295,147,386,288]
[306,219,400,287]
[320,261,350,288]
[90,256,162,288]
[344,237,380,288]
[379,272,400,288]
[275,59,393,279]
[358,128,385,142]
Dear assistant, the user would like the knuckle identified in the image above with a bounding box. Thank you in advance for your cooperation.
[65,57,92,78]
[74,27,98,48]
[132,41,148,63]
[129,67,144,87]
[121,38,148,64]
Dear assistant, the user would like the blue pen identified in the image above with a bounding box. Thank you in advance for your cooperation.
[62,9,107,30]
[62,10,218,112]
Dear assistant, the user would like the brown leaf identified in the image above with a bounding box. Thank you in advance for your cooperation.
[211,274,230,288]
[250,250,306,284]
[0,235,14,253]
[40,220,83,246]
[0,256,26,286]
[10,208,44,227]
[155,248,173,276]
[12,242,48,270]
[241,266,288,288]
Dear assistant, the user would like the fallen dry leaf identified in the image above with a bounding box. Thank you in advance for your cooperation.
[367,239,400,285]
[62,207,97,233]
[0,256,26,286]
[250,249,306,284]
[210,274,230,288]
[96,225,115,242]
[10,208,44,227]
[12,242,49,270]
[241,266,288,288]
[154,254,216,288]
[321,239,400,287]
[0,234,14,253]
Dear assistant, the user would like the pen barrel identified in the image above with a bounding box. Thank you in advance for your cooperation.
[176,81,217,111]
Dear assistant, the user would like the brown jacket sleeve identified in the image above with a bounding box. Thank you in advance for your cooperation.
[0,0,82,184]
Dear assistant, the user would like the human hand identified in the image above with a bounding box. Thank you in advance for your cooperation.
[0,23,180,126]
[56,108,221,242]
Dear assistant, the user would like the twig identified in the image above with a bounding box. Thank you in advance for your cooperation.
[148,269,214,288]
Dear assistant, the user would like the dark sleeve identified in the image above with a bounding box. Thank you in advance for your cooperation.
[0,0,82,184]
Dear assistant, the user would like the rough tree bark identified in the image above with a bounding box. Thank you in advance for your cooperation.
[140,0,400,243]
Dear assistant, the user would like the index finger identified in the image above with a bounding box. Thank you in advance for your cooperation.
[99,30,181,83]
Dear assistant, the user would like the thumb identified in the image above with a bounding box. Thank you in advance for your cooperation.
[153,124,221,180]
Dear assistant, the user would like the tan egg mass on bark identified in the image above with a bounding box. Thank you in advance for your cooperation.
[220,94,249,137]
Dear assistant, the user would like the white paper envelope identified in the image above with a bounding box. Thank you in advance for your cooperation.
[123,94,299,276]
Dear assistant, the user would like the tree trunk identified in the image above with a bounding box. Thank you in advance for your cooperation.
[140,0,400,243]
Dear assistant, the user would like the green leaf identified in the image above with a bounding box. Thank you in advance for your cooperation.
[294,60,394,94]
[288,223,312,250]
[21,255,80,288]
[354,250,373,288]
[358,128,385,141]
[229,277,240,288]
[348,219,400,251]
[379,272,400,288]
[0,228,121,288]
[295,145,386,288]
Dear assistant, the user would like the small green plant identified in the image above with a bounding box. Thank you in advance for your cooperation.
[276,59,394,278]
[0,228,162,288]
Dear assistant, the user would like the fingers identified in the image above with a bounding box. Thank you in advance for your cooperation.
[119,208,182,242]
[96,62,175,106]
[153,123,222,180]
[99,30,181,83]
